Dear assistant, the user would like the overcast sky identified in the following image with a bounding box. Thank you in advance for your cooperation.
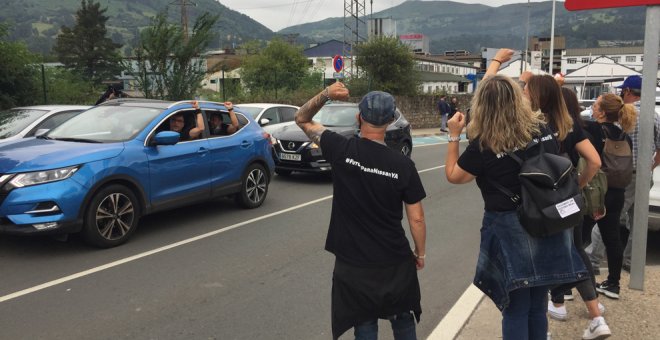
[217,0,553,31]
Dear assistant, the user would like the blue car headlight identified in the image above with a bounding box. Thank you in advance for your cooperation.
[6,166,80,189]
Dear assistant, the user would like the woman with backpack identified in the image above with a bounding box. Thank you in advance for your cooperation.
[526,79,610,339]
[444,49,587,340]
[583,93,637,301]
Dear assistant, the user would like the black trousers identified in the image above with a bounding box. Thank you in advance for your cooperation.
[583,187,625,285]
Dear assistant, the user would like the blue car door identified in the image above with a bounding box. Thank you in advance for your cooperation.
[207,111,252,196]
[146,137,212,207]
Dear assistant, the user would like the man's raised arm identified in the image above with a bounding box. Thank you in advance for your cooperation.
[295,82,349,144]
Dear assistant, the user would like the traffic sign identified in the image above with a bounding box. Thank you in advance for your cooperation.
[332,72,344,79]
[332,55,344,73]
[565,0,660,10]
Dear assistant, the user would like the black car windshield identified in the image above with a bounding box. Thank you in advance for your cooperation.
[47,106,163,142]
[313,105,358,127]
[0,108,48,139]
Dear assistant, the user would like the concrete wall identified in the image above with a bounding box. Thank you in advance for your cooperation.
[392,94,472,129]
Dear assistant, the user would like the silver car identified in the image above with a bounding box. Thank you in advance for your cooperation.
[234,103,300,134]
[0,105,91,143]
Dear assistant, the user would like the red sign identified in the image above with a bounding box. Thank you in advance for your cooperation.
[332,55,344,73]
[565,0,660,10]
[399,34,424,40]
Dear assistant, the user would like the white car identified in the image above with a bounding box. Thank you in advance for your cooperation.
[0,105,91,143]
[234,103,300,134]
[645,98,660,231]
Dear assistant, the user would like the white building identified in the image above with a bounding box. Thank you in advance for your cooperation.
[561,47,646,75]
[413,55,477,93]
[368,17,397,38]
[563,56,641,100]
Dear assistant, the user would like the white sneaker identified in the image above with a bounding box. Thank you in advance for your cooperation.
[582,316,611,339]
[548,300,568,321]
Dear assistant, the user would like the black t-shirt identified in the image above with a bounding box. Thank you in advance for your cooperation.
[211,123,230,136]
[583,121,633,163]
[320,130,426,267]
[178,126,194,141]
[457,125,560,211]
[560,120,588,167]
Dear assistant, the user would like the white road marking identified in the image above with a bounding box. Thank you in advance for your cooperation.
[0,195,333,303]
[427,284,484,340]
[1,164,445,303]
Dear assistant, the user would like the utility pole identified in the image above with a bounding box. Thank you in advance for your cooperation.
[171,0,196,43]
[549,0,556,74]
[524,0,531,72]
[344,0,366,78]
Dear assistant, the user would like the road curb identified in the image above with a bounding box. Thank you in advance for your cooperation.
[427,284,484,340]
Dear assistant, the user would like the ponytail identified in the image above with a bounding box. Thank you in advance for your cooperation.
[619,103,637,133]
[599,93,637,132]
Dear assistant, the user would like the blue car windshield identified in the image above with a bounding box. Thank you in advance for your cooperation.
[0,108,48,139]
[313,105,358,127]
[47,106,163,142]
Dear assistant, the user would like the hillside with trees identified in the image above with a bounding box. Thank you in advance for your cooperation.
[0,0,274,55]
[279,0,647,54]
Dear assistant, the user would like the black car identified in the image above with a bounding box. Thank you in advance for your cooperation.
[270,101,412,176]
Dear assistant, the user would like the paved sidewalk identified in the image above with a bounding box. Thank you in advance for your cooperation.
[412,127,445,137]
[456,265,660,339]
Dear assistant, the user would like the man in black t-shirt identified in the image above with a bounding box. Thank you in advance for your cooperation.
[209,101,240,136]
[169,100,205,141]
[295,82,427,340]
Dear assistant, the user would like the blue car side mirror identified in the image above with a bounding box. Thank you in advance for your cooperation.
[153,131,180,145]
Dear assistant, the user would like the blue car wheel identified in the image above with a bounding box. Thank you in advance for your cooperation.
[83,184,141,248]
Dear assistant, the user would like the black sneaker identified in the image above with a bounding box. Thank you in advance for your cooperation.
[596,280,620,299]
[622,264,631,273]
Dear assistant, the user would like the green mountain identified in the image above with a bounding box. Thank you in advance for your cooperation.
[279,0,647,54]
[0,0,275,55]
[1,0,647,56]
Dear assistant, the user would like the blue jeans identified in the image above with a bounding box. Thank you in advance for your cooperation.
[502,286,549,340]
[354,312,417,340]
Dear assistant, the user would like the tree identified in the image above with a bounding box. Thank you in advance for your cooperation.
[355,36,419,96]
[126,11,219,100]
[52,0,121,84]
[0,24,38,109]
[239,38,310,96]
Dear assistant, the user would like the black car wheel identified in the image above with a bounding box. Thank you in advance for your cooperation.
[82,184,140,248]
[275,169,292,176]
[399,141,412,157]
[236,163,269,208]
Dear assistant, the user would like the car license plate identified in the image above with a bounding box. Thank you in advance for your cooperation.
[280,153,301,161]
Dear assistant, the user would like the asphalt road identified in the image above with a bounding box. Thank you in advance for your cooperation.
[0,140,485,339]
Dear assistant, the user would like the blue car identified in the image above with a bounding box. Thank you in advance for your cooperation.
[0,99,274,247]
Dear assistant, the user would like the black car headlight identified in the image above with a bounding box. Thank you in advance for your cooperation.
[5,166,79,189]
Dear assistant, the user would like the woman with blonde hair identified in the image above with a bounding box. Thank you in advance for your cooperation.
[445,49,587,340]
[582,93,637,301]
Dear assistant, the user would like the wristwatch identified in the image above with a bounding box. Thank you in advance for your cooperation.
[447,135,461,142]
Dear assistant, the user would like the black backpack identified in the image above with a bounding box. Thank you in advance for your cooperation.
[491,136,584,238]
